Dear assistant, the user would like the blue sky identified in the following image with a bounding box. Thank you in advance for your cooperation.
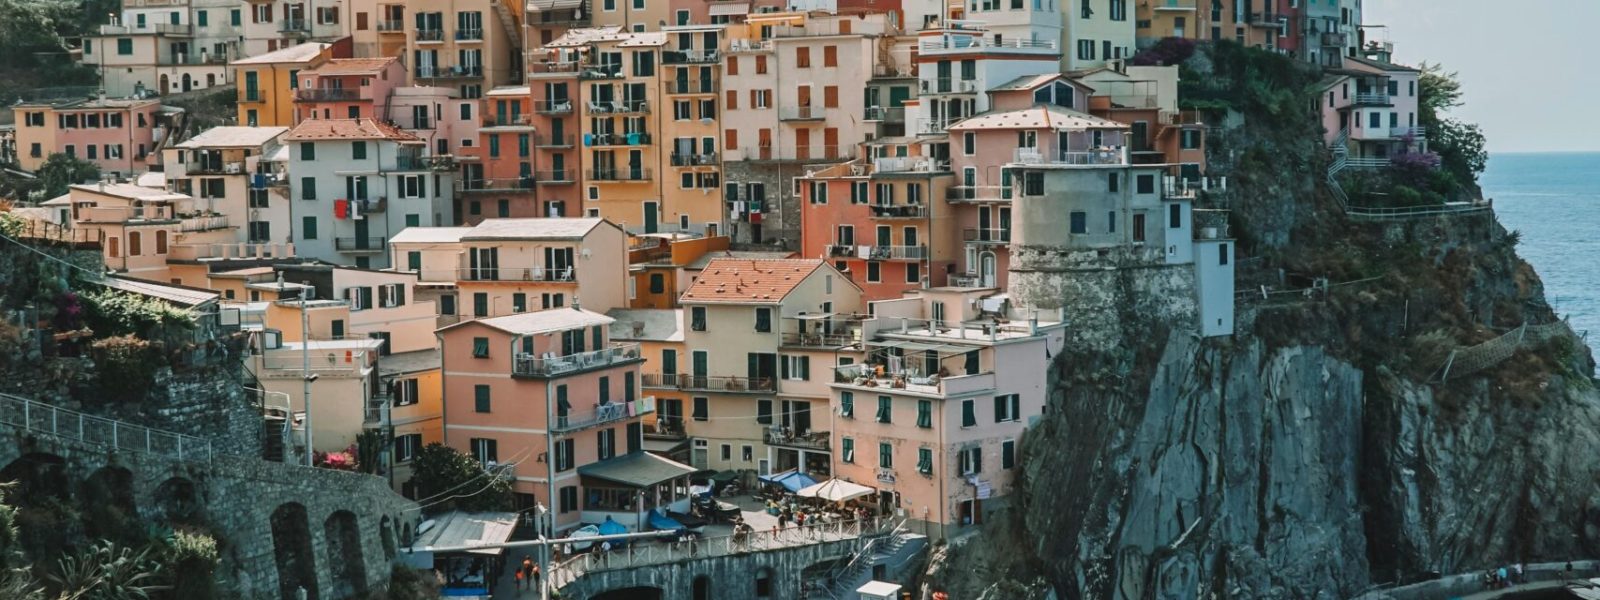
[1363,1,1597,153]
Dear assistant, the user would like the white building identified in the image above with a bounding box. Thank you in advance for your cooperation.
[1060,0,1137,71]
[284,119,456,269]
[164,126,292,245]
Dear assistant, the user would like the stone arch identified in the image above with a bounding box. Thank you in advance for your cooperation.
[151,476,202,526]
[754,566,775,598]
[0,452,70,507]
[159,74,170,95]
[323,510,367,597]
[379,515,396,560]
[270,502,319,600]
[79,465,138,542]
[692,575,712,600]
[181,73,193,93]
[595,586,664,600]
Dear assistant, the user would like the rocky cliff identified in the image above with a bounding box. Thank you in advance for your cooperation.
[926,46,1600,599]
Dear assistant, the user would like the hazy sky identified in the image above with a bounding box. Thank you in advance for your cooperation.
[1363,1,1598,153]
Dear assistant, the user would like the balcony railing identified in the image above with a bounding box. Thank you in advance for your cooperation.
[536,134,576,148]
[455,28,483,41]
[587,100,650,114]
[725,39,773,53]
[295,88,363,102]
[867,204,928,219]
[586,168,653,182]
[179,215,230,232]
[578,65,625,80]
[457,177,536,193]
[780,106,827,121]
[946,185,1012,202]
[919,78,980,95]
[184,160,245,175]
[241,89,265,103]
[1247,12,1280,27]
[670,152,718,167]
[733,145,855,162]
[871,156,945,173]
[535,99,574,114]
[587,132,652,146]
[962,228,1011,245]
[169,242,293,261]
[279,19,310,33]
[416,65,483,79]
[555,396,655,432]
[415,28,444,42]
[335,237,386,252]
[513,343,642,378]
[641,374,776,393]
[1352,93,1391,105]
[1012,147,1128,166]
[1391,126,1427,140]
[780,331,858,348]
[666,79,718,94]
[1321,32,1348,46]
[482,114,534,127]
[377,19,405,32]
[917,38,1055,52]
[393,155,456,171]
[863,106,905,123]
[663,50,719,64]
[457,266,576,282]
[534,169,575,183]
[765,427,830,452]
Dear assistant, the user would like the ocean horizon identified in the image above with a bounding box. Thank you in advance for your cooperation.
[1480,152,1600,358]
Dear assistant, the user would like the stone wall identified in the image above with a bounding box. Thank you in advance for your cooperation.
[0,422,419,599]
[559,534,867,600]
[723,161,806,250]
[1007,247,1198,349]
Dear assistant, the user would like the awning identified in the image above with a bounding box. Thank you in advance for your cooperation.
[758,469,818,493]
[528,0,583,10]
[797,478,874,502]
[579,452,697,488]
[407,511,518,557]
[708,2,749,16]
[793,312,836,320]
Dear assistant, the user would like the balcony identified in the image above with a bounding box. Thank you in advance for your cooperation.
[169,242,294,261]
[295,88,364,102]
[279,19,310,34]
[554,396,655,432]
[377,19,405,33]
[179,215,230,232]
[665,79,718,94]
[98,23,194,36]
[837,244,927,260]
[354,197,386,213]
[946,185,1012,203]
[779,106,827,121]
[871,156,945,173]
[535,99,574,114]
[416,65,483,79]
[534,169,575,184]
[241,89,266,104]
[415,28,444,42]
[1352,93,1391,106]
[184,160,245,175]
[962,228,1011,245]
[457,177,537,193]
[587,132,652,147]
[914,118,953,136]
[733,145,855,163]
[780,331,859,349]
[1390,126,1428,140]
[528,61,581,76]
[726,39,773,53]
[919,78,980,95]
[867,204,928,220]
[1011,147,1127,166]
[765,427,830,452]
[79,205,175,223]
[663,49,719,64]
[587,100,649,114]
[643,374,776,394]
[335,237,386,252]
[862,106,905,123]
[455,28,483,41]
[917,38,1055,54]
[482,114,535,127]
[1247,12,1280,27]
[535,134,576,148]
[578,65,625,80]
[513,342,642,379]
[456,266,577,282]
[393,155,456,171]
[670,152,718,167]
[833,363,997,397]
[1321,32,1349,47]
[586,168,653,182]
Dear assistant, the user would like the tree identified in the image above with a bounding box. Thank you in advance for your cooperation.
[407,443,513,514]
[35,153,99,199]
[1415,62,1486,184]
[1417,62,1463,127]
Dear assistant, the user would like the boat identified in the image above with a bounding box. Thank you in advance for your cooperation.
[566,524,600,552]
[597,516,628,548]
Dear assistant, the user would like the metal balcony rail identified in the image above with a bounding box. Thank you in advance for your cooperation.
[670,152,719,167]
[586,168,653,181]
[641,374,776,392]
[946,185,1012,202]
[334,237,386,251]
[377,19,405,32]
[587,100,650,114]
[962,228,1011,244]
[457,177,537,192]
[513,343,642,378]
[534,169,574,182]
[765,427,830,451]
[780,105,827,121]
[483,114,534,127]
[296,88,363,102]
[455,28,483,41]
[416,28,444,41]
[458,266,576,282]
[534,99,575,113]
[867,204,928,219]
[0,394,213,462]
[554,396,655,431]
[587,132,652,146]
[666,79,718,94]
[536,134,576,147]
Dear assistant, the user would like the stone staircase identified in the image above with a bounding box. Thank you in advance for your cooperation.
[825,524,929,599]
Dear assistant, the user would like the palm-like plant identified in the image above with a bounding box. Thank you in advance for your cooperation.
[46,541,167,600]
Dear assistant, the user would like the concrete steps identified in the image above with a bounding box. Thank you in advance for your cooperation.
[828,532,928,598]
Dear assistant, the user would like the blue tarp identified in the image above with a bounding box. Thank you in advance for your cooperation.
[758,470,819,493]
[648,510,684,531]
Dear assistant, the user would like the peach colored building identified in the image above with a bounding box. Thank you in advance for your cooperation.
[606,307,691,463]
[438,308,693,529]
[13,97,169,175]
[52,182,236,280]
[625,233,730,309]
[403,0,522,94]
[456,85,538,222]
[231,42,339,127]
[293,57,407,121]
[524,28,587,221]
[163,126,293,246]
[907,21,1060,136]
[830,290,1064,539]
[798,139,959,302]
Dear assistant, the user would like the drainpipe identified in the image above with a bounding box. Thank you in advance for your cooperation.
[541,343,557,600]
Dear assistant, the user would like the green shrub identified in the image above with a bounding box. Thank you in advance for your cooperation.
[88,334,163,404]
[164,530,219,599]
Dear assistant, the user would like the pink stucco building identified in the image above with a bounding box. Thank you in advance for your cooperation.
[13,97,171,176]
[294,57,407,122]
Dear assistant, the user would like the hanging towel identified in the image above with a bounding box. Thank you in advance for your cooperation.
[583,133,593,146]
[626,132,641,145]
[857,245,871,259]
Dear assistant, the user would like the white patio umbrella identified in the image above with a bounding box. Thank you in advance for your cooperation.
[796,478,874,502]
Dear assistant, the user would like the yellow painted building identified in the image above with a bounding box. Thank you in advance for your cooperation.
[231,42,336,127]
[382,349,444,496]
[657,25,725,233]
[574,30,667,232]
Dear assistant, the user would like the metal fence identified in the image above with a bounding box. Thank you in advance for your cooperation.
[0,393,213,462]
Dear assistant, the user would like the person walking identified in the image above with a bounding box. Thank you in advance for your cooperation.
[530,563,541,590]
[514,566,525,591]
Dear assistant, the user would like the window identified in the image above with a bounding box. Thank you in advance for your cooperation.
[301,142,316,161]
[473,293,488,317]
[961,398,976,427]
[598,428,616,459]
[559,486,578,513]
[232,9,241,26]
[468,384,491,412]
[117,38,133,55]
[993,394,1019,422]
[757,399,772,424]
[962,132,975,155]
[875,395,891,423]
[1069,211,1087,234]
[1107,172,1120,193]
[916,399,932,428]
[1219,243,1230,266]
[878,442,893,468]
[917,448,933,474]
[1023,172,1045,196]
[1169,203,1182,228]
[392,378,420,407]
[648,273,665,294]
[959,446,982,475]
[299,177,317,200]
[352,141,367,160]
[866,261,881,283]
[841,437,855,463]
[469,437,497,465]
[755,55,768,74]
[693,397,708,421]
[394,434,422,462]
[1136,173,1155,194]
[754,307,771,332]
[440,295,457,315]
[690,306,707,331]
[795,47,810,68]
[782,355,810,380]
[197,10,208,26]
[720,444,731,461]
[301,216,318,239]
[556,438,575,471]
[1181,129,1201,149]
[839,391,853,418]
[1002,439,1016,469]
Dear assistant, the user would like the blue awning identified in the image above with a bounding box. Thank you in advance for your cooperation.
[758,469,818,493]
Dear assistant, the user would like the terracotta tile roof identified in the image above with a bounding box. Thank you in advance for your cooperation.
[680,258,823,304]
[303,57,398,76]
[283,118,421,142]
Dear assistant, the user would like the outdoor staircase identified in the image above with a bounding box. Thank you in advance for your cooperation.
[1325,127,1351,209]
[262,415,288,462]
[824,524,928,599]
[492,0,523,74]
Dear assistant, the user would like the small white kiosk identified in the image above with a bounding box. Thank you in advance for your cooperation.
[856,580,903,600]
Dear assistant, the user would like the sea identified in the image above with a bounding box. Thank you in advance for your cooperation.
[1479,152,1600,356]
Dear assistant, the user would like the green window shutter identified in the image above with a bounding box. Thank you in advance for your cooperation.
[474,385,491,412]
[839,392,853,418]
[918,448,932,474]
[693,397,707,420]
[917,400,931,428]
[407,251,422,270]
[799,356,809,380]
[472,336,489,357]
[876,396,891,423]
[352,141,366,160]
[841,438,854,463]
[994,395,1006,423]
[301,216,317,240]
[1011,395,1020,422]
[1002,440,1015,469]
[757,399,772,424]
[598,376,610,405]
[556,385,570,415]
[301,142,315,161]
[962,399,976,427]
[301,177,316,200]
[879,442,892,468]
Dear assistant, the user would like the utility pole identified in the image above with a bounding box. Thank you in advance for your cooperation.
[300,277,314,466]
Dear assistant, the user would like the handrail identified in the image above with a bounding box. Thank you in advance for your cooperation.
[0,393,213,462]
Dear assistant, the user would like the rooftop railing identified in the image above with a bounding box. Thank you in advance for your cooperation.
[514,343,642,378]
